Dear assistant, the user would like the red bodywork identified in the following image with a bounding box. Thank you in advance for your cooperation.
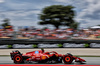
[10,49,86,64]
[23,50,63,61]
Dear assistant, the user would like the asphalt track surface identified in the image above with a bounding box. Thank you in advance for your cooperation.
[0,56,100,65]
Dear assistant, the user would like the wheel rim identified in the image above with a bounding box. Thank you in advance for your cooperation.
[15,56,21,62]
[65,57,70,62]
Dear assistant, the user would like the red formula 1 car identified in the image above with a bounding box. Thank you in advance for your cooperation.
[10,48,86,64]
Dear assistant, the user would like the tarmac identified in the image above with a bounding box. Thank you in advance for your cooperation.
[0,56,100,65]
[0,48,100,56]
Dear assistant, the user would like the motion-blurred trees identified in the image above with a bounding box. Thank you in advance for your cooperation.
[2,18,11,27]
[38,5,79,29]
[70,22,79,30]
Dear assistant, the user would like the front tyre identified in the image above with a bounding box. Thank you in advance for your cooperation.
[63,55,73,64]
[13,54,24,64]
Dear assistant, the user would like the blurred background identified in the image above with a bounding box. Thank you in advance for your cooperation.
[0,0,100,40]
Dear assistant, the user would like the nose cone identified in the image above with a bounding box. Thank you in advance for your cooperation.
[75,57,86,62]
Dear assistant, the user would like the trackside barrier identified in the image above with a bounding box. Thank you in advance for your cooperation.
[0,39,100,48]
[0,43,100,49]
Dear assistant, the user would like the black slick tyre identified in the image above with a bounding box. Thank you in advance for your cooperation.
[63,55,73,64]
[13,54,24,64]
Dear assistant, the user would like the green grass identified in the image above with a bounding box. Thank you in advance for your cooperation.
[0,55,10,56]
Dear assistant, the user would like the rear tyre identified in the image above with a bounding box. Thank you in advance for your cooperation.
[63,55,73,64]
[13,54,24,64]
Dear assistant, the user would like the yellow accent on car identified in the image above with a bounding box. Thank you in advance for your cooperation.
[46,55,50,58]
[56,54,58,57]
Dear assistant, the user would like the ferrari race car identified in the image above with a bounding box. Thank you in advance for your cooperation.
[10,48,86,64]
